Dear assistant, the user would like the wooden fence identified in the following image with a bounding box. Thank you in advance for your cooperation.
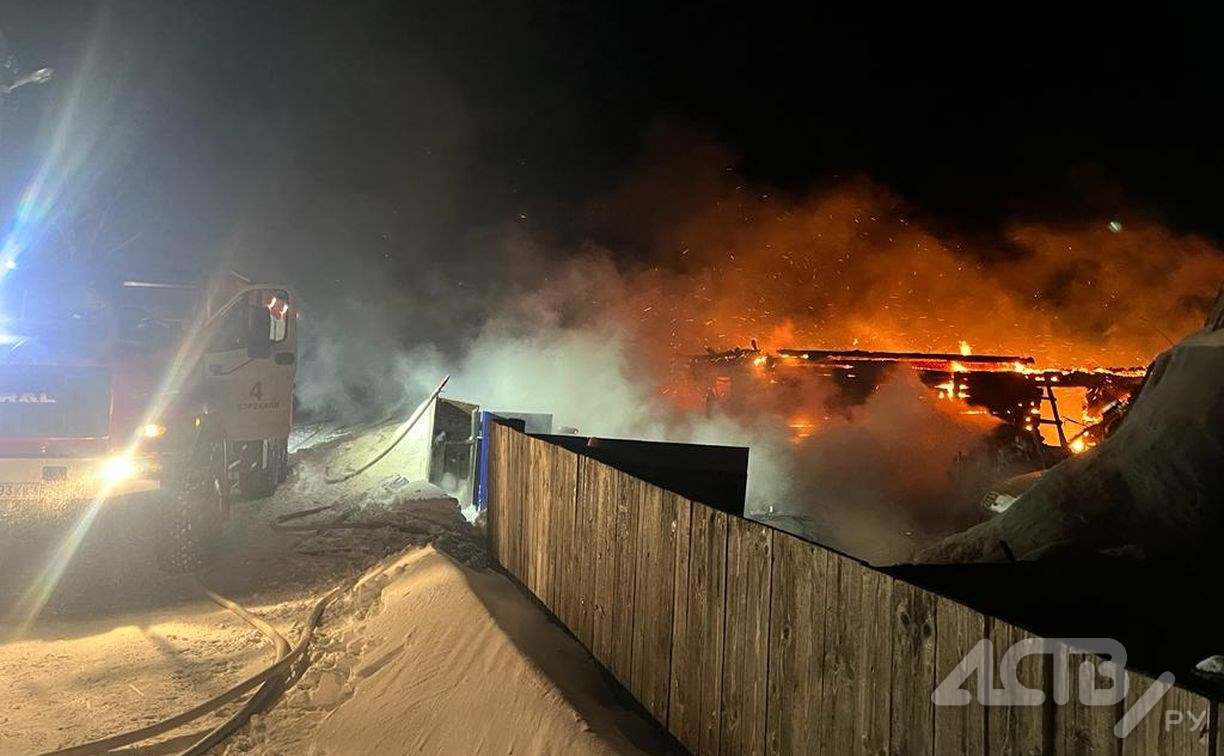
[485,421,1217,755]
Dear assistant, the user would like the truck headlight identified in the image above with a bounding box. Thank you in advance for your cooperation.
[101,454,137,484]
[141,423,167,439]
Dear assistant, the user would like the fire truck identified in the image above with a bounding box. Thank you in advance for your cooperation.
[0,267,296,572]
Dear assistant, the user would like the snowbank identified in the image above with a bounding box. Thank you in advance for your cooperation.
[226,546,661,754]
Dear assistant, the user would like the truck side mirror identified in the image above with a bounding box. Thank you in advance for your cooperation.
[247,306,273,359]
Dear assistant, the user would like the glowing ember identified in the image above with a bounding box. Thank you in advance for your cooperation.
[787,416,817,443]
[959,340,972,357]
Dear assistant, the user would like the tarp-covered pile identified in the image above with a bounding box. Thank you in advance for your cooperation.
[917,284,1224,564]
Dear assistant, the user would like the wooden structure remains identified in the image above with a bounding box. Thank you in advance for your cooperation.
[485,421,1217,755]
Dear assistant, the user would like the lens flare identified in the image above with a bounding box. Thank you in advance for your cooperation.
[100,454,136,484]
[0,10,114,283]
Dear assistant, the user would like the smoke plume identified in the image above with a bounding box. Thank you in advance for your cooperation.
[295,130,1224,563]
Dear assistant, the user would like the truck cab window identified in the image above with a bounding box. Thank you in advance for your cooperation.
[215,300,249,351]
[264,291,289,343]
[210,289,290,352]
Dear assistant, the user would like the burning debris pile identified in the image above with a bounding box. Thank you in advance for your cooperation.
[692,343,1144,455]
[916,284,1224,565]
[682,339,1150,562]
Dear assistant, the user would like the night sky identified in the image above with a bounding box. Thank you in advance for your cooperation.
[1,2,1222,290]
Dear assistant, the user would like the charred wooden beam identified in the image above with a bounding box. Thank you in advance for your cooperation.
[775,348,1034,365]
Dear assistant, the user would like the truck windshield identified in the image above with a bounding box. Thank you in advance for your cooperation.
[0,280,193,363]
[0,281,116,363]
[111,281,197,353]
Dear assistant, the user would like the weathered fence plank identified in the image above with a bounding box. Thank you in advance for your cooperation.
[517,433,534,592]
[669,502,727,756]
[987,621,1047,756]
[523,435,549,601]
[766,532,823,755]
[630,486,679,721]
[547,443,578,624]
[490,423,518,577]
[667,497,694,743]
[486,423,502,566]
[696,506,728,756]
[607,470,641,687]
[813,551,838,752]
[721,517,773,756]
[573,456,597,650]
[823,556,866,754]
[590,460,621,670]
[503,427,526,581]
[934,595,987,756]
[1055,647,1120,756]
[1121,671,1210,755]
[891,579,937,756]
[855,565,892,755]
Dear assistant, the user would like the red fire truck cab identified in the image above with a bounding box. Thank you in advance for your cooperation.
[0,269,297,571]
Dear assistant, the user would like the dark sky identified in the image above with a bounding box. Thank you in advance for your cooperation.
[1,2,1222,286]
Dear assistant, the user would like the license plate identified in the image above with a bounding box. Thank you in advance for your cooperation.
[0,482,45,499]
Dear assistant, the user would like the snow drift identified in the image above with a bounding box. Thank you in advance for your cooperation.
[225,545,664,755]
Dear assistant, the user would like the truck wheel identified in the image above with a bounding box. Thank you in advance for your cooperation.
[239,439,284,500]
[156,445,225,573]
[277,437,289,483]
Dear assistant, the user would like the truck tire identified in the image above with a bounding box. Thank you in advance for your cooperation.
[238,438,286,500]
[156,443,225,573]
[277,437,289,483]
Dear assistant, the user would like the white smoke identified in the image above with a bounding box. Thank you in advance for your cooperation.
[308,301,997,564]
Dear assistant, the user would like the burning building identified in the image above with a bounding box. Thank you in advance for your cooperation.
[692,343,1144,453]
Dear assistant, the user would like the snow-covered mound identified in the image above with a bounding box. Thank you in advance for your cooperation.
[916,284,1224,564]
[225,546,661,755]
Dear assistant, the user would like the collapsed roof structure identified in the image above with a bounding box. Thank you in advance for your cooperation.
[917,283,1224,565]
[692,343,1145,454]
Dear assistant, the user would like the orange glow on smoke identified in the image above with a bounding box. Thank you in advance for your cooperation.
[580,157,1223,402]
[787,416,817,443]
[559,138,1224,425]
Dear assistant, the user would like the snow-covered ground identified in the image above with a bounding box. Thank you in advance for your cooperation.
[0,421,669,754]
[224,546,666,755]
[0,598,285,754]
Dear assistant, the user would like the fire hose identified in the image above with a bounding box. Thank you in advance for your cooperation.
[323,375,450,484]
[38,578,347,756]
[40,379,454,755]
[179,587,290,756]
[40,510,426,755]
